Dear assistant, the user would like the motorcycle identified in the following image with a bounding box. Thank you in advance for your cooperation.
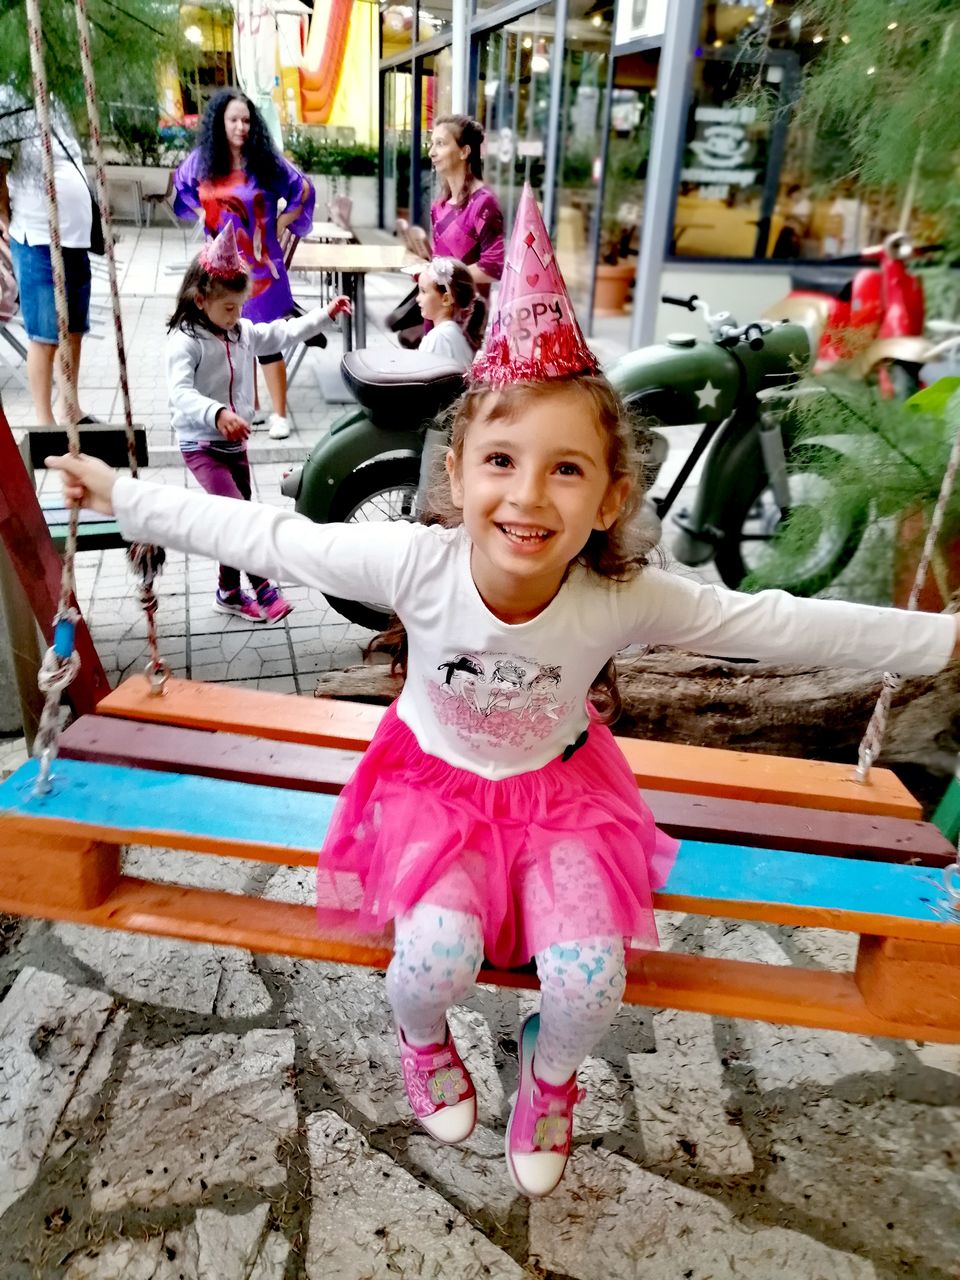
[283,296,867,630]
[763,232,939,398]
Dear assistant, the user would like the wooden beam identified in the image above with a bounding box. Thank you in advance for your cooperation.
[0,866,954,1041]
[96,676,922,818]
[59,715,956,866]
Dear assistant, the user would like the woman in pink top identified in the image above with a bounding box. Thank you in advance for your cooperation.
[428,115,504,331]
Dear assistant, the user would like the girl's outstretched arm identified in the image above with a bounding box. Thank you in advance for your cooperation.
[46,461,418,608]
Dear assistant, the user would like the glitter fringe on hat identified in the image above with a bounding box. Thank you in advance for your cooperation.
[470,183,599,387]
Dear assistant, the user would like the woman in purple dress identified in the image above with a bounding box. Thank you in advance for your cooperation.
[173,89,315,439]
[428,115,504,330]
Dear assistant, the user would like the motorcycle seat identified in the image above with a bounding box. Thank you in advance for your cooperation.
[340,348,466,423]
[788,264,871,300]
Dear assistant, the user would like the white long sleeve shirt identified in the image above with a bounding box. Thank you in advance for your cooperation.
[113,478,956,780]
[0,90,92,248]
[166,308,333,445]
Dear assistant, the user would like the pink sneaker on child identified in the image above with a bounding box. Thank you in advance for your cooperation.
[397,1024,477,1144]
[213,589,265,622]
[506,1013,585,1197]
[256,586,294,624]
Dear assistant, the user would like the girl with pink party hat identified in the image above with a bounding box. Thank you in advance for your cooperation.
[49,186,960,1198]
[165,223,350,623]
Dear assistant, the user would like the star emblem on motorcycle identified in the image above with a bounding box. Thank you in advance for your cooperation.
[695,380,721,409]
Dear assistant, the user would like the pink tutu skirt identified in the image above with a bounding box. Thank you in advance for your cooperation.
[316,703,679,970]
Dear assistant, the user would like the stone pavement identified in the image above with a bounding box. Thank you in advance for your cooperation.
[1,229,958,1278]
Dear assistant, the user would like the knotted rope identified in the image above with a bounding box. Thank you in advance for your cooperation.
[72,0,169,694]
[26,0,83,794]
[26,0,168,795]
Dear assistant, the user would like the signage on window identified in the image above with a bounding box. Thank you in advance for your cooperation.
[680,105,759,199]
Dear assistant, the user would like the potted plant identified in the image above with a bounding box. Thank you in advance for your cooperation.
[284,128,379,224]
[593,133,646,315]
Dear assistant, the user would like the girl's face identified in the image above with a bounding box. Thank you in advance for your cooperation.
[416,269,452,325]
[429,125,468,177]
[196,287,245,331]
[223,99,251,156]
[446,391,630,623]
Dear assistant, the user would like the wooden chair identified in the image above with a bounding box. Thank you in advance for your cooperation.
[1,671,957,1043]
[141,170,179,228]
[407,224,432,261]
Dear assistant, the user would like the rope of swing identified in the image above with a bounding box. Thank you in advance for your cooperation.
[72,0,168,696]
[854,402,960,918]
[26,0,166,796]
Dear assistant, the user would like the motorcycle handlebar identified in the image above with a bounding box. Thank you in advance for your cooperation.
[661,293,698,311]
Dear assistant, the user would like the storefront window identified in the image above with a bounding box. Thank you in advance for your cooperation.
[382,3,415,55]
[473,6,556,234]
[383,65,415,227]
[670,1,939,262]
[554,2,614,316]
[672,49,784,260]
[420,0,452,43]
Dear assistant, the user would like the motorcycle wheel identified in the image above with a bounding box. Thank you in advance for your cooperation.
[322,456,421,631]
[713,443,868,596]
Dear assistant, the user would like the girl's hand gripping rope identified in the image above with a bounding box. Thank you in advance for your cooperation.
[46,453,118,516]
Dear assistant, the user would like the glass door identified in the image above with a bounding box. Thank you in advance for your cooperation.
[382,64,415,229]
[473,6,556,236]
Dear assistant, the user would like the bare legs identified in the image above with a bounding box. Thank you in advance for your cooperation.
[261,358,287,419]
[26,334,85,425]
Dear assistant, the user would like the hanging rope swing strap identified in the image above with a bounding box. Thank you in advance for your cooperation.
[854,406,960,919]
[26,0,85,794]
[72,0,169,695]
[26,0,167,795]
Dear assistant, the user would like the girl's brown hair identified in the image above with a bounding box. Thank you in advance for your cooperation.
[433,114,485,204]
[368,375,659,723]
[167,256,250,336]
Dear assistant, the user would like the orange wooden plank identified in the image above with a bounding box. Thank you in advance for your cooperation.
[6,804,958,946]
[0,812,317,871]
[97,676,922,819]
[0,871,955,1040]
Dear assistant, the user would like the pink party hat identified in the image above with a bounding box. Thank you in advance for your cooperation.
[471,182,599,386]
[198,221,247,278]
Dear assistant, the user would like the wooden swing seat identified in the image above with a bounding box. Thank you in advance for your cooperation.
[0,676,957,1042]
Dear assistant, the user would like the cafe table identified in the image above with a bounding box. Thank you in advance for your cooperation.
[287,242,422,349]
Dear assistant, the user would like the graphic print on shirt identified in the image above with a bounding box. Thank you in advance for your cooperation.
[428,650,574,749]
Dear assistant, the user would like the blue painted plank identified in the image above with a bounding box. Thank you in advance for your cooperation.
[0,757,338,854]
[664,839,951,927]
[0,757,955,931]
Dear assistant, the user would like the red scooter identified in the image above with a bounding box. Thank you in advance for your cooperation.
[765,232,938,397]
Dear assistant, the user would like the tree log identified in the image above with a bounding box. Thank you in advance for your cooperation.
[312,650,960,774]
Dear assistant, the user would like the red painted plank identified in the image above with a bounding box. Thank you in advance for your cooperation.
[0,414,108,712]
[59,715,955,867]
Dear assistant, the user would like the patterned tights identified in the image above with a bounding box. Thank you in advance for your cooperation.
[385,902,626,1085]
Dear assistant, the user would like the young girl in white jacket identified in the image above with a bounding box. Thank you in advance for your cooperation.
[167,222,350,622]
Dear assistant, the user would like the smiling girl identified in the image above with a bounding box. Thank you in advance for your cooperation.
[49,189,960,1199]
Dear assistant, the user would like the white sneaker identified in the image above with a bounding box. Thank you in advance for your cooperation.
[267,414,290,439]
[251,407,267,425]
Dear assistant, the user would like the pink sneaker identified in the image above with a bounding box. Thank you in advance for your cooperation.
[213,589,265,622]
[506,1013,585,1197]
[397,1024,477,1145]
[256,586,294,624]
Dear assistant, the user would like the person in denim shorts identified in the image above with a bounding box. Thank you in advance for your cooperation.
[0,88,95,425]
